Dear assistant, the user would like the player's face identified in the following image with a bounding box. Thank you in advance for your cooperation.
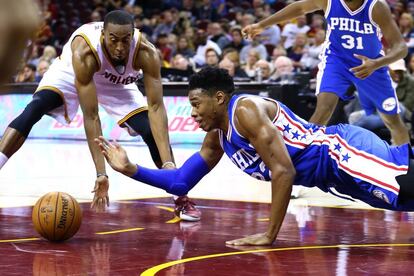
[103,23,133,63]
[189,88,221,132]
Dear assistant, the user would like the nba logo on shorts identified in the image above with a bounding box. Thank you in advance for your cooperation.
[372,189,391,204]
[382,97,397,112]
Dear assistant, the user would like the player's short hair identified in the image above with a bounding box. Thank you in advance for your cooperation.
[189,67,235,96]
[104,10,134,30]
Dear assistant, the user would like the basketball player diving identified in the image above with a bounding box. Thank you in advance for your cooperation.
[0,10,201,220]
[96,67,414,245]
[243,0,410,146]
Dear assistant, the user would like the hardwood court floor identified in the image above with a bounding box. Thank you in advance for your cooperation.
[1,140,414,275]
[1,198,414,275]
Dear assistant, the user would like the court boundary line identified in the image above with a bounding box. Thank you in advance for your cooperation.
[141,243,414,276]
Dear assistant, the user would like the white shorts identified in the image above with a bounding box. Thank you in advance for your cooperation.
[36,63,147,126]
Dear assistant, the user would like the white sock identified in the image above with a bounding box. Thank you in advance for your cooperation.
[0,152,8,169]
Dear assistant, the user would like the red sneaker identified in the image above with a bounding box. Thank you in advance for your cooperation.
[174,196,201,222]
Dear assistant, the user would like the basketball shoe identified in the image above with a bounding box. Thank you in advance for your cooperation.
[174,196,201,222]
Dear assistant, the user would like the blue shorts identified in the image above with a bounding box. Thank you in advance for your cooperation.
[323,124,412,211]
[316,57,399,115]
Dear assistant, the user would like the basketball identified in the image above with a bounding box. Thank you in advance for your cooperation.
[32,192,82,242]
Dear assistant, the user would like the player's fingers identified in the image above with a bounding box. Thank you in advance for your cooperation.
[349,65,363,72]
[353,54,366,60]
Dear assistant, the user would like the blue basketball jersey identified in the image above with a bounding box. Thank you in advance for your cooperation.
[322,0,384,66]
[219,94,412,211]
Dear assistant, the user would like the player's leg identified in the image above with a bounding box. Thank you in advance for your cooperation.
[123,111,201,222]
[397,159,414,204]
[123,110,164,168]
[308,93,339,125]
[309,58,353,125]
[378,112,410,145]
[0,90,63,169]
[355,68,410,145]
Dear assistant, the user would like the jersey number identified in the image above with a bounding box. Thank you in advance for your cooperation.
[341,35,364,50]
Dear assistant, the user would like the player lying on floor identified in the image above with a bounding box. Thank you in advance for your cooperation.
[95,67,414,246]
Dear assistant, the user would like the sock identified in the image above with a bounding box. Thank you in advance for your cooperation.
[0,152,8,169]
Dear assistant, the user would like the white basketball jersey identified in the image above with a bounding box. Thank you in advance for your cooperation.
[57,22,142,89]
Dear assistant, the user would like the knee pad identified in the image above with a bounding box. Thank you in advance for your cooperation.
[9,90,63,137]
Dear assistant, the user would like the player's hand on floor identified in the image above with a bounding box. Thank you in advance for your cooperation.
[91,176,109,212]
[95,136,135,175]
[350,54,378,79]
[225,232,273,246]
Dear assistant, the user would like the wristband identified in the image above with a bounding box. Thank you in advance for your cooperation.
[161,161,175,169]
[97,173,108,178]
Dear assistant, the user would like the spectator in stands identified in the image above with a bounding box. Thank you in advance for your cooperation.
[256,20,281,46]
[134,15,153,38]
[243,48,261,78]
[223,49,250,79]
[240,36,268,64]
[15,64,36,83]
[280,15,310,49]
[152,10,176,41]
[171,54,193,72]
[205,48,220,68]
[223,26,248,52]
[254,59,273,82]
[287,33,309,71]
[35,59,50,82]
[241,13,255,28]
[271,56,294,81]
[271,46,287,61]
[307,13,325,42]
[211,0,227,17]
[300,29,325,73]
[208,22,231,49]
[192,28,222,67]
[173,36,195,59]
[219,58,236,77]
[155,33,173,64]
[197,0,219,21]
[90,10,102,22]
[399,12,414,55]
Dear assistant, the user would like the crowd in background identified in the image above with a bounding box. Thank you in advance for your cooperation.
[11,0,414,84]
[7,0,414,139]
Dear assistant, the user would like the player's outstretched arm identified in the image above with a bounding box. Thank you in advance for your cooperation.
[72,37,109,212]
[242,0,324,39]
[135,36,174,167]
[95,130,224,195]
[226,98,296,246]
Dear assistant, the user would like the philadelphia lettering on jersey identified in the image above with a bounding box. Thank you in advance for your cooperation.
[101,70,140,85]
[322,0,383,64]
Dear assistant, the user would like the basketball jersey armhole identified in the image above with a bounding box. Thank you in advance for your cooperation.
[368,0,380,29]
[325,0,332,18]
[73,34,101,70]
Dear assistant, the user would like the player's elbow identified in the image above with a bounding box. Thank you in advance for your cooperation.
[270,164,296,184]
[166,182,190,196]
[400,43,408,58]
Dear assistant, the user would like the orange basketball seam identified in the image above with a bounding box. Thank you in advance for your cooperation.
[36,195,48,240]
[63,194,77,240]
[52,192,60,241]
